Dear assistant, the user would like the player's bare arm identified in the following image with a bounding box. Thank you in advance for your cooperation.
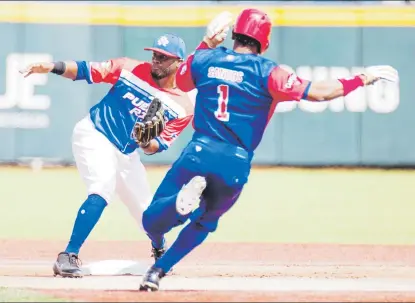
[306,74,376,102]
[20,58,130,85]
[306,66,399,101]
[269,65,399,103]
[19,61,78,80]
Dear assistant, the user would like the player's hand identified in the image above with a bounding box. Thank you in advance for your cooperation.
[359,65,399,86]
[203,11,233,48]
[19,62,54,78]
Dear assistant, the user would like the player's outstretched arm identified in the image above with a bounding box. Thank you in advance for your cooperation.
[268,65,398,103]
[306,65,399,101]
[20,58,130,85]
[19,61,78,80]
[306,75,370,102]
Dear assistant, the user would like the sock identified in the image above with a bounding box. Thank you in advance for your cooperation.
[143,194,189,250]
[152,238,165,251]
[65,194,107,255]
[154,220,210,273]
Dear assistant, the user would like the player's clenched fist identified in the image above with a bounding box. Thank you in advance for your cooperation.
[19,62,55,78]
[203,11,234,48]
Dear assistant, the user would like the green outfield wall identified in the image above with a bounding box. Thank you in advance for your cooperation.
[0,3,413,166]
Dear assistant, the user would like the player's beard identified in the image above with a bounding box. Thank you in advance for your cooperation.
[151,68,168,80]
[151,61,176,80]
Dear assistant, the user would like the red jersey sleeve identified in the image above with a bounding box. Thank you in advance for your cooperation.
[176,41,211,92]
[155,115,193,151]
[267,66,311,102]
[176,56,196,92]
[88,57,128,85]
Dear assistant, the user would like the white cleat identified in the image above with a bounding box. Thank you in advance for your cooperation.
[176,176,207,216]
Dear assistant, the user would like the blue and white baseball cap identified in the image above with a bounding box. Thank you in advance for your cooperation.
[144,33,186,60]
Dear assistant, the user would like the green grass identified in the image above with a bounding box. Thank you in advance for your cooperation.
[1,166,415,245]
[0,288,68,302]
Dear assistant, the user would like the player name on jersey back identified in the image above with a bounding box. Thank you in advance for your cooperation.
[207,66,244,83]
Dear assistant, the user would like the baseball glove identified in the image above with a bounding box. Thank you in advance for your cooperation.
[133,97,165,146]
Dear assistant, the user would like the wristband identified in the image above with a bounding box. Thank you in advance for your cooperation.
[338,76,364,96]
[51,61,66,75]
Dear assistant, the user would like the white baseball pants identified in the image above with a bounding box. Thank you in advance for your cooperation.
[71,115,152,229]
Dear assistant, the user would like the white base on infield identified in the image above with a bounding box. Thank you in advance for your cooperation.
[81,260,150,276]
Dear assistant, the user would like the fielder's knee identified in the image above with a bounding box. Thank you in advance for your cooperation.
[87,187,114,205]
[86,194,108,207]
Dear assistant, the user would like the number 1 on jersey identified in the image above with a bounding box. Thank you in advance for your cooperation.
[215,84,230,122]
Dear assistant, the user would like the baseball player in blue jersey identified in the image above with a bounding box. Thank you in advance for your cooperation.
[136,9,399,291]
[20,34,196,278]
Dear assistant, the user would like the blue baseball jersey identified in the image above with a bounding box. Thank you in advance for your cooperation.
[176,42,310,154]
[75,58,194,154]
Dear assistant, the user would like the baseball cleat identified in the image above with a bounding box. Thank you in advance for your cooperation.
[139,266,166,292]
[151,245,174,275]
[176,176,206,216]
[53,252,83,278]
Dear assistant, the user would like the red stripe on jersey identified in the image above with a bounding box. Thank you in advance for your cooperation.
[159,115,193,147]
[176,41,210,93]
[90,57,128,84]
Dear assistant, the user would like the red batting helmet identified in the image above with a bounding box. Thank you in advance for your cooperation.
[233,8,272,53]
